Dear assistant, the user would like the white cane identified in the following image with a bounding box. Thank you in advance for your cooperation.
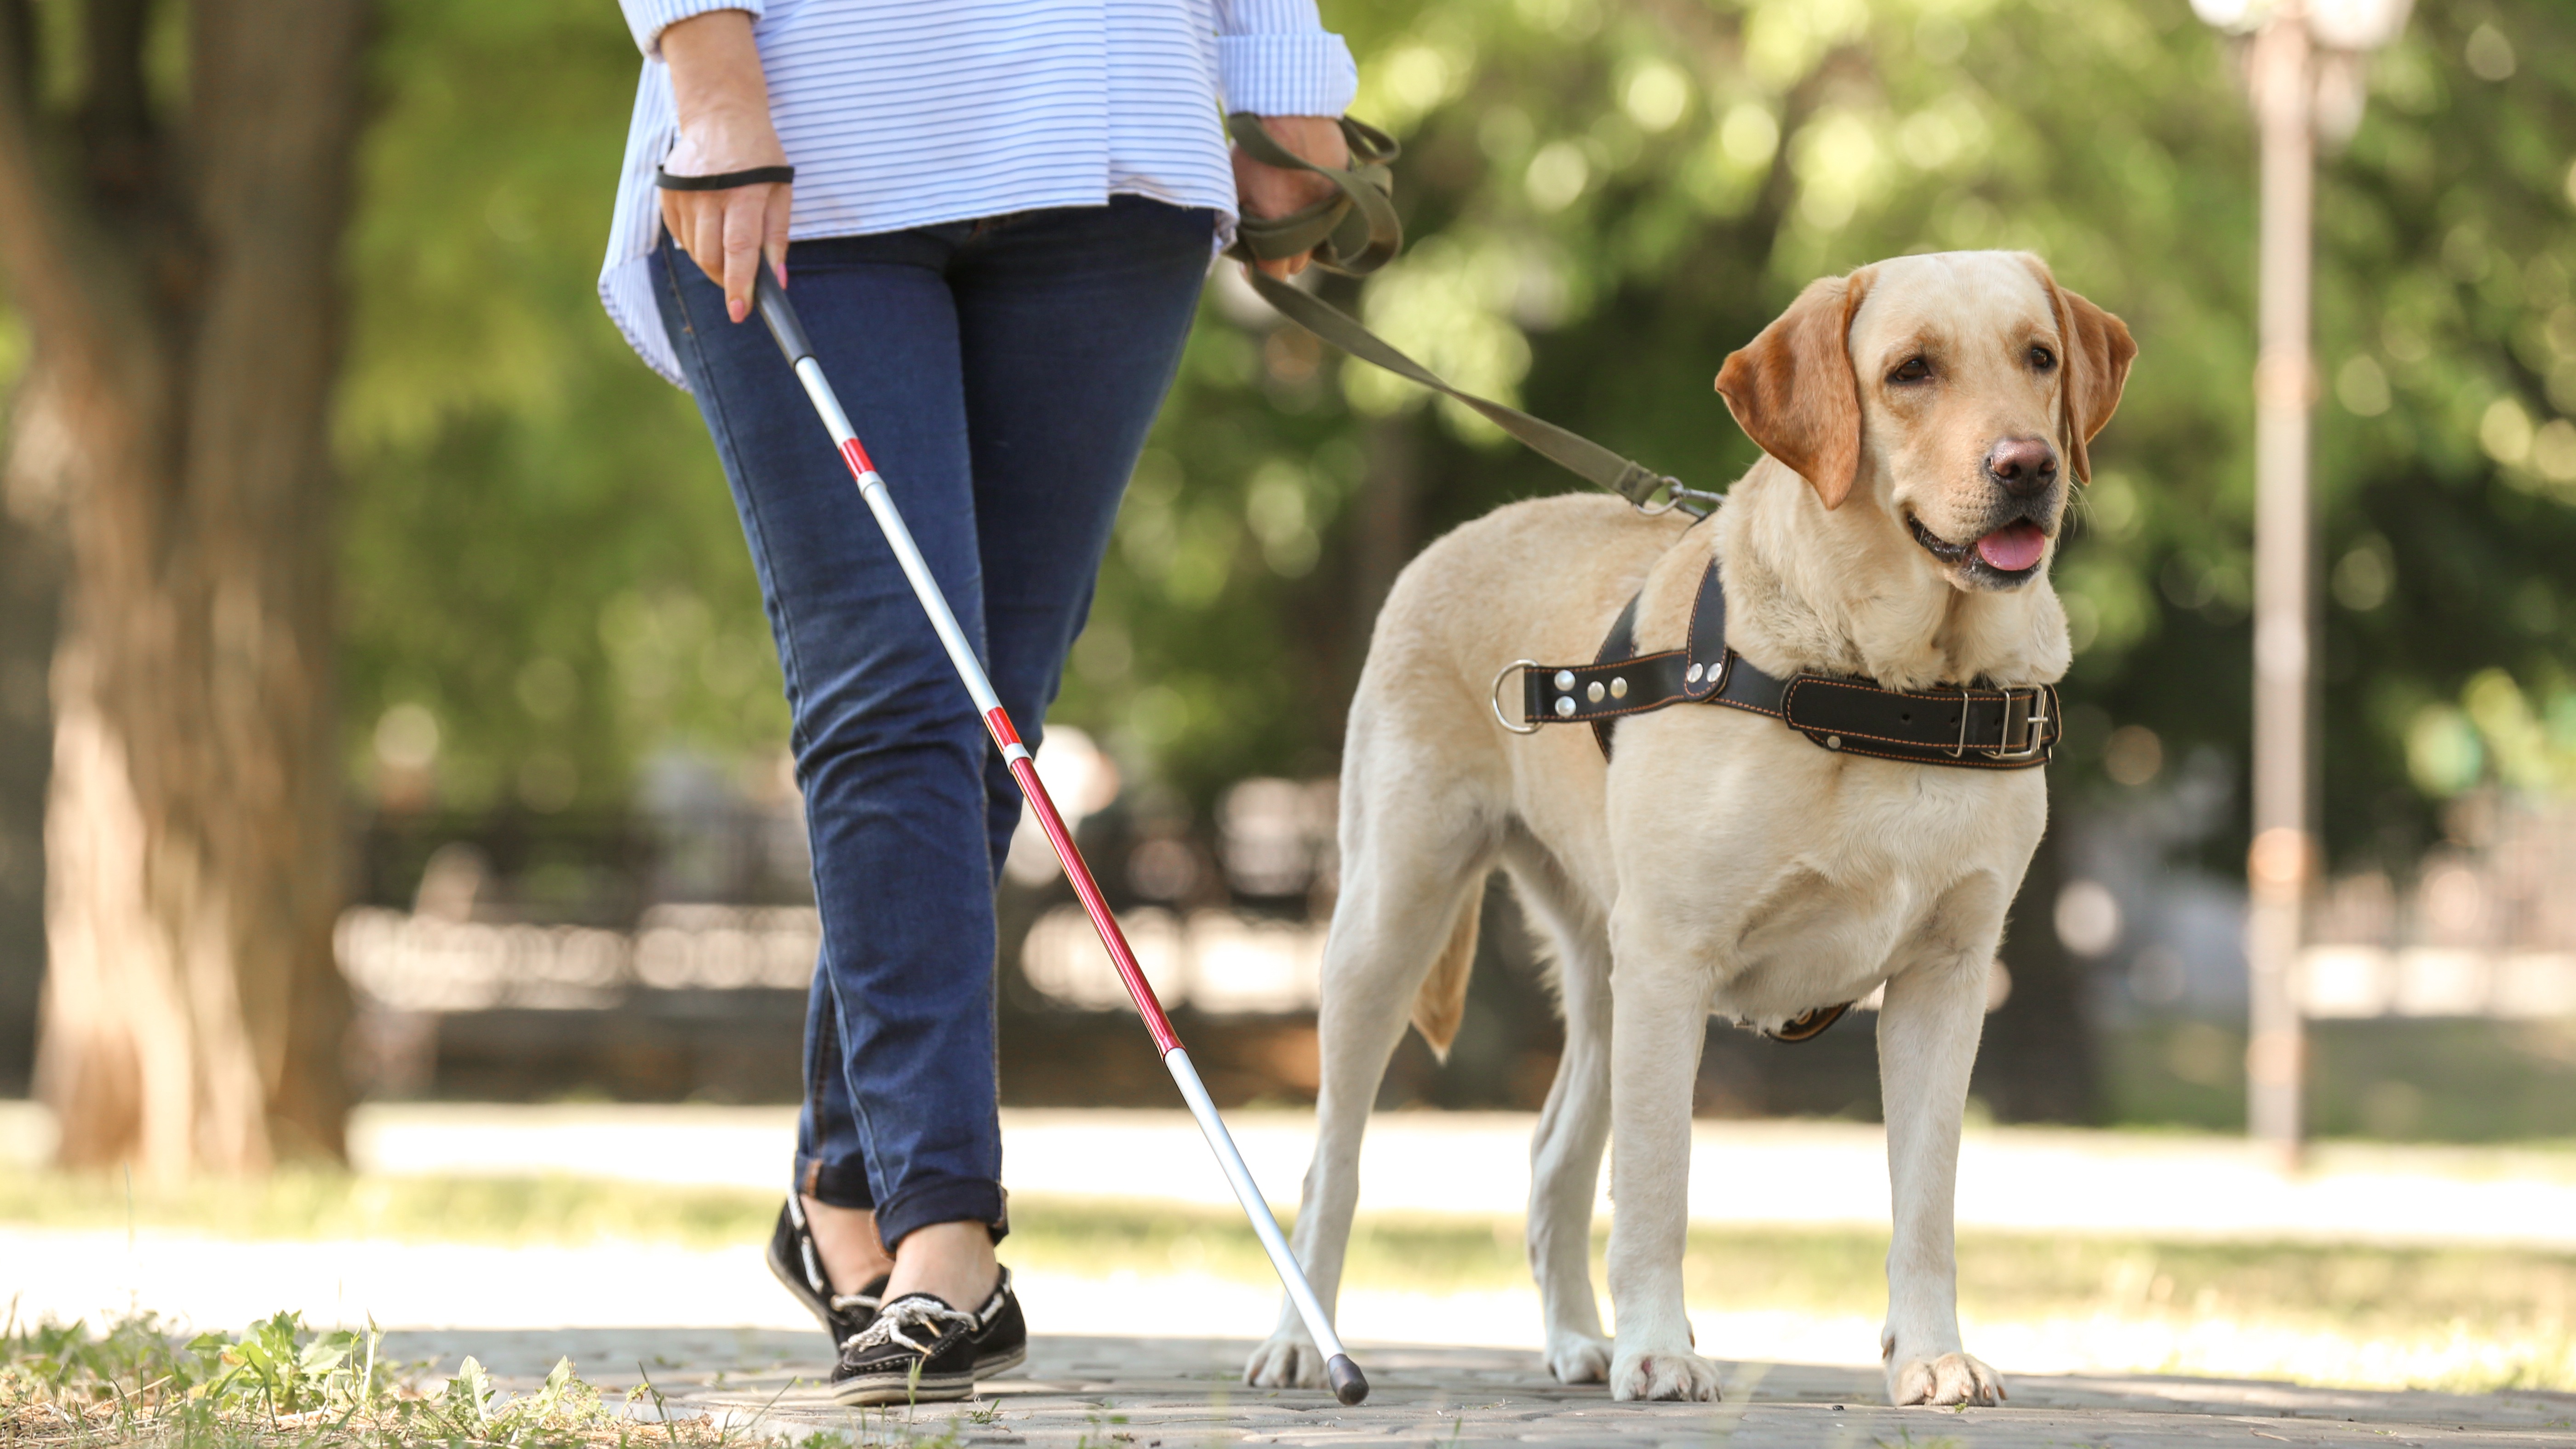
[750,268,1367,1406]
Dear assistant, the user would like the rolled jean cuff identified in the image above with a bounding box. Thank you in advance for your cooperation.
[797,1152,876,1211]
[875,1175,1009,1251]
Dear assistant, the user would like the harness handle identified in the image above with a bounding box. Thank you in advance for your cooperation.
[1223,114,1700,517]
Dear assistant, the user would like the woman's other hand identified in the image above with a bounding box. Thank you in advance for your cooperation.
[659,9,793,323]
[1230,115,1350,279]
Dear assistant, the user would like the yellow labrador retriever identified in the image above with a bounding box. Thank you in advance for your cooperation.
[1243,251,2134,1405]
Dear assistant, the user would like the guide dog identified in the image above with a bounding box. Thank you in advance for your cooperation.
[1242,251,2133,1405]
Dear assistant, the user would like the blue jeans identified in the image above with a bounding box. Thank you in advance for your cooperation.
[654,197,1214,1249]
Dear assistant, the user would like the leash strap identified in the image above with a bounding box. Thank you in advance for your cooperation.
[1521,561,2061,770]
[655,165,796,190]
[1224,115,1698,515]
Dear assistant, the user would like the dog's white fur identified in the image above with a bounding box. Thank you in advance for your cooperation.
[1242,252,2135,1406]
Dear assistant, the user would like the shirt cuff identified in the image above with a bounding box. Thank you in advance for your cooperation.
[1216,0,1358,117]
[619,0,764,59]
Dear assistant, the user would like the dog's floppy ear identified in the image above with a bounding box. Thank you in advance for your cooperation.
[1714,268,1873,510]
[2023,256,2137,485]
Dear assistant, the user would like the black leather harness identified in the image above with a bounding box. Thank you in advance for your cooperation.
[1491,552,2059,1047]
[1501,555,2061,769]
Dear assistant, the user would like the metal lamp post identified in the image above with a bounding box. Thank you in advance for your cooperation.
[2190,0,2411,1167]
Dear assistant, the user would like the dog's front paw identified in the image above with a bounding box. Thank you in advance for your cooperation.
[1244,1334,1329,1390]
[1887,1351,2005,1407]
[1609,1344,1723,1402]
[1543,1329,1612,1384]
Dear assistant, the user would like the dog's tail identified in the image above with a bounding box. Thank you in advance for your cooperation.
[1408,885,1483,1061]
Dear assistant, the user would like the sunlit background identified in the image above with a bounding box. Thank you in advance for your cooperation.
[3,0,2575,1400]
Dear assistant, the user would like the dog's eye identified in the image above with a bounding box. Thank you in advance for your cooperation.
[1888,356,1931,384]
[2028,345,2057,371]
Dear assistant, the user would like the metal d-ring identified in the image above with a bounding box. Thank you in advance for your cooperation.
[1632,475,1723,520]
[1490,659,1542,734]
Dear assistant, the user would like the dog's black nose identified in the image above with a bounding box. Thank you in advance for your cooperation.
[1984,437,2058,497]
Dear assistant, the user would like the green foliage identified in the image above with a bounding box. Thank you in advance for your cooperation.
[318,0,2576,862]
[340,0,781,818]
[184,1312,390,1418]
[1051,0,2576,862]
[0,0,2567,850]
[3,1309,395,1424]
[2,1310,403,1443]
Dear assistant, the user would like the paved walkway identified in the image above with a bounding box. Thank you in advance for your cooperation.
[380,1331,2576,1447]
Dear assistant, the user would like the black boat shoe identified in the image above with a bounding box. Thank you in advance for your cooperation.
[829,1292,980,1405]
[765,1198,887,1349]
[965,1267,1027,1379]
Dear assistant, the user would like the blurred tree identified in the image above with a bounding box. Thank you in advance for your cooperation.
[334,0,779,826]
[321,0,2576,862]
[0,424,49,1094]
[0,265,46,1093]
[1031,0,2574,1118]
[1053,0,2576,846]
[0,0,362,1169]
[0,0,2536,1123]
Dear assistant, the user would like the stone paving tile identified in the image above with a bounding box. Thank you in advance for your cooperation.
[378,1330,2576,1448]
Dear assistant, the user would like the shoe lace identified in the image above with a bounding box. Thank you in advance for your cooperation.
[843,1295,975,1356]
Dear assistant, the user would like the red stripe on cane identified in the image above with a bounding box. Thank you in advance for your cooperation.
[985,708,1021,749]
[838,437,876,477]
[1006,753,1182,1056]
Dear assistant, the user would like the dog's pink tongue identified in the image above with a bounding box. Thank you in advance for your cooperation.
[1975,521,2047,572]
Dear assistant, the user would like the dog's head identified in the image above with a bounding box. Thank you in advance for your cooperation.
[1714,252,2135,591]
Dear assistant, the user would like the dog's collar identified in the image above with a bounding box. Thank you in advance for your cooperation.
[1498,557,2060,770]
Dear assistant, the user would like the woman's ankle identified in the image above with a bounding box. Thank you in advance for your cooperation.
[802,1196,894,1294]
[882,1219,1000,1309]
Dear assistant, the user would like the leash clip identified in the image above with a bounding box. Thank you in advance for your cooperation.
[1490,660,1542,735]
[1632,476,1723,519]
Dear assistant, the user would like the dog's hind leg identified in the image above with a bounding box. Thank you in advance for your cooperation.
[1243,779,1498,1390]
[1506,843,1615,1384]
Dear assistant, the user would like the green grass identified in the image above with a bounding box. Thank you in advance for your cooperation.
[0,1309,976,1449]
[2107,1018,2576,1143]
[0,1310,695,1448]
[0,1171,780,1249]
[1005,1196,2576,1368]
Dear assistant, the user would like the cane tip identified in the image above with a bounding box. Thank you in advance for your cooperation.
[1327,1354,1368,1404]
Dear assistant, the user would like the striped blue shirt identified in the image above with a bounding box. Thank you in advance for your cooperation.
[602,0,1358,386]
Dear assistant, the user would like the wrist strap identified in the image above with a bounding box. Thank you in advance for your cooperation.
[655,165,795,191]
[1224,115,1402,277]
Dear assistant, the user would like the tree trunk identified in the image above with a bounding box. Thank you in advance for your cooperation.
[0,442,57,1094]
[0,0,364,1174]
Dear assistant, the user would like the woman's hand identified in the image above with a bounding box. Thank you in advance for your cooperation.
[659,9,793,323]
[1230,115,1350,279]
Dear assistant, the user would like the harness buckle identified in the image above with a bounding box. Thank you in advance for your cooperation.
[1986,688,2050,762]
[1491,659,1542,735]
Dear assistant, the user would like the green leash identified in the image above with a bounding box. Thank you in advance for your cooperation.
[1223,114,1703,515]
